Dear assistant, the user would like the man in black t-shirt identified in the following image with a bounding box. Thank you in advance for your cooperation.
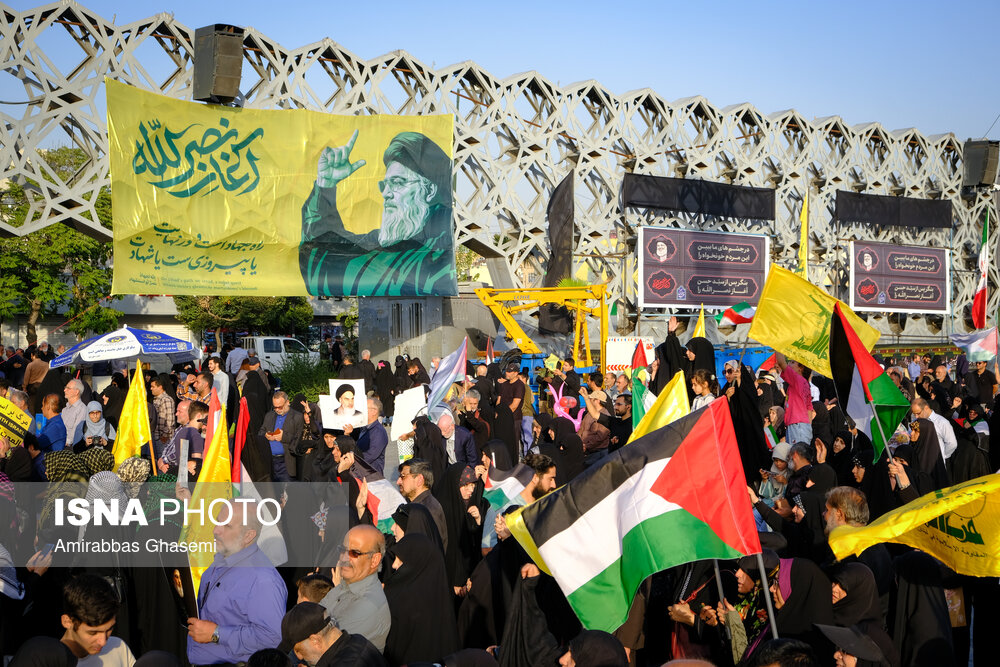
[973,360,998,404]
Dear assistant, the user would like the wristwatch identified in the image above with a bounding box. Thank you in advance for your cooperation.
[210,628,220,644]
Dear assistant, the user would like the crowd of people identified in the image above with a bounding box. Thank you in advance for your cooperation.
[0,325,997,667]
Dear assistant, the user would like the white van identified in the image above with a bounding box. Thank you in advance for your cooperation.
[240,336,319,373]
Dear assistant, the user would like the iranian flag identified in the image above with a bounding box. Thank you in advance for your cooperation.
[973,211,989,329]
[714,301,756,327]
[484,463,535,515]
[507,399,760,632]
[830,303,910,462]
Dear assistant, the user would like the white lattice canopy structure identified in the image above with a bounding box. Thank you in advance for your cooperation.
[1,1,996,340]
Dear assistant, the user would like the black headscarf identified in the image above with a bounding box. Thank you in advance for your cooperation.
[394,355,410,392]
[412,415,447,484]
[482,439,513,471]
[911,418,950,491]
[566,630,628,667]
[684,337,716,376]
[544,416,583,485]
[392,502,445,553]
[100,383,126,428]
[35,368,67,415]
[892,550,954,667]
[853,445,896,521]
[383,533,460,665]
[831,562,883,627]
[375,361,397,417]
[434,462,487,587]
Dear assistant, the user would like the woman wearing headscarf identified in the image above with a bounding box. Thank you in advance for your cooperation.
[38,450,89,544]
[828,430,857,486]
[851,446,897,521]
[482,439,513,472]
[766,405,786,444]
[408,358,431,387]
[811,399,834,448]
[394,355,410,393]
[434,463,488,598]
[700,551,779,663]
[722,362,772,485]
[100,378,126,428]
[391,502,445,553]
[76,401,115,454]
[757,442,791,503]
[909,417,950,491]
[829,563,900,667]
[412,415,447,485]
[891,550,954,667]
[543,417,583,486]
[375,360,398,418]
[289,392,322,451]
[383,533,460,665]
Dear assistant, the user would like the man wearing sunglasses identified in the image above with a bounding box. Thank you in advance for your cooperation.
[319,525,391,652]
[300,130,457,297]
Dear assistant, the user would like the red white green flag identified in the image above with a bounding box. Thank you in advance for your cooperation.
[830,303,910,462]
[973,211,989,329]
[507,399,760,632]
[714,301,756,327]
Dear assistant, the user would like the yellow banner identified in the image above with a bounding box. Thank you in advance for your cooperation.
[0,396,32,448]
[107,79,456,296]
[629,371,689,444]
[748,265,879,377]
[829,474,1000,577]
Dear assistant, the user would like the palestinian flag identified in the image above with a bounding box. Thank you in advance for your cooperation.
[950,327,998,363]
[714,301,756,327]
[484,463,535,515]
[507,399,761,632]
[830,303,910,462]
[973,211,989,329]
[354,456,406,533]
[630,342,655,428]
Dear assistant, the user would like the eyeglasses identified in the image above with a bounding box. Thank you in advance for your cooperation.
[337,545,375,559]
[378,176,420,193]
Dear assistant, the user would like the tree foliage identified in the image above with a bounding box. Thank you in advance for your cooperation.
[172,296,315,343]
[0,147,119,342]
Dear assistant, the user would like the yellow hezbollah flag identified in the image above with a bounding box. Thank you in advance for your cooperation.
[112,366,152,470]
[181,389,232,588]
[106,79,455,297]
[692,305,706,339]
[829,474,1000,577]
[798,192,808,278]
[748,266,878,378]
[628,371,690,444]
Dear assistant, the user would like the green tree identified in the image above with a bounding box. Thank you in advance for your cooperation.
[172,296,315,348]
[0,147,119,343]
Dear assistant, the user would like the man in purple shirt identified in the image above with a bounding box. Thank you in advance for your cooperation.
[775,352,813,446]
[187,499,287,665]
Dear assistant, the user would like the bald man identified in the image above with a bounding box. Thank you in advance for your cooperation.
[320,525,391,651]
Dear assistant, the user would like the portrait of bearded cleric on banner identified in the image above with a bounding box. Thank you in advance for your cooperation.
[299,129,458,296]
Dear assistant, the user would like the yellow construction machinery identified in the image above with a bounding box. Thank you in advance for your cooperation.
[474,285,608,373]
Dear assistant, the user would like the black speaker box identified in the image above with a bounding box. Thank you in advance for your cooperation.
[193,24,244,103]
[963,140,999,188]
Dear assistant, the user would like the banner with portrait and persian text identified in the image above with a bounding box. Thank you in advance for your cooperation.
[107,79,456,296]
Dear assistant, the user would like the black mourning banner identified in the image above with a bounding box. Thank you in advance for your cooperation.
[835,191,952,229]
[638,227,769,309]
[849,241,949,314]
[622,173,775,220]
[540,173,574,334]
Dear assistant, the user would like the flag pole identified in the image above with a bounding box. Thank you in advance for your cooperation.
[868,401,901,487]
[712,560,732,641]
[756,552,780,640]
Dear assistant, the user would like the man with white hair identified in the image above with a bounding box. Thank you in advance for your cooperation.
[299,130,457,296]
[436,410,477,468]
[62,378,87,448]
[187,499,286,665]
[357,349,377,395]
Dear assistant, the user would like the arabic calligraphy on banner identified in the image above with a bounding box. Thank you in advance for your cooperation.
[637,227,769,309]
[107,79,456,296]
[849,240,949,314]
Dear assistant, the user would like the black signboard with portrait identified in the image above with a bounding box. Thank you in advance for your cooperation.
[637,227,770,309]
[849,241,949,314]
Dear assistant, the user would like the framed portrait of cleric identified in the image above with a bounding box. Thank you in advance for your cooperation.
[163,565,198,620]
[848,240,949,314]
[637,227,770,309]
[320,379,367,430]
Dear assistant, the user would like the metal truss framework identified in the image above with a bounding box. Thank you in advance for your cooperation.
[2,1,996,340]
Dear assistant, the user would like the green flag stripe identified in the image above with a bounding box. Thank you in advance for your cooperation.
[564,508,743,632]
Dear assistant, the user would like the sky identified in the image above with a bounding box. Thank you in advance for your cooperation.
[9,0,1000,140]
